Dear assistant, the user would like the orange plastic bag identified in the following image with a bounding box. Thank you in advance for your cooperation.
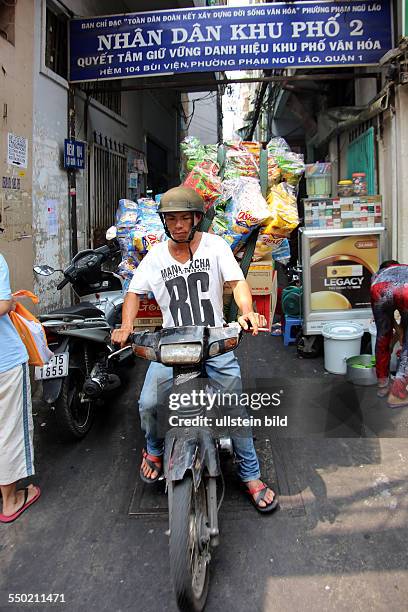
[9,290,53,367]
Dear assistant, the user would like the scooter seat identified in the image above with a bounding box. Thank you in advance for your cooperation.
[42,302,105,320]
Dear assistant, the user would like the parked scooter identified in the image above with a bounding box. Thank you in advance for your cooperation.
[33,240,132,440]
[130,323,244,612]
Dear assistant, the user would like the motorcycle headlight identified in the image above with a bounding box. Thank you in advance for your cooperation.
[161,343,202,365]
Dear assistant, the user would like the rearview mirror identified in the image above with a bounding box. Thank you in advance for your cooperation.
[33,265,55,276]
[106,226,117,240]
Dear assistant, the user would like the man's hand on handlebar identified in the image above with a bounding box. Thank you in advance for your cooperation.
[238,312,267,336]
[111,326,133,348]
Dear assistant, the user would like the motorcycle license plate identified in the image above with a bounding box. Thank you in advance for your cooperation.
[34,353,69,380]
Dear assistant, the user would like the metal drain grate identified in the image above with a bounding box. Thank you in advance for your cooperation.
[128,439,306,518]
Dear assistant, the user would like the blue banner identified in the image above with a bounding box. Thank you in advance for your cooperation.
[69,1,392,83]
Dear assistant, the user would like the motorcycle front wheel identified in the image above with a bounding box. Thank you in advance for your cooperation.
[54,368,95,441]
[169,475,210,612]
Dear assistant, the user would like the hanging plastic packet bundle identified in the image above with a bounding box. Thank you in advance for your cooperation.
[130,198,167,256]
[264,182,299,237]
[253,233,285,261]
[115,199,139,238]
[183,161,222,211]
[271,238,291,264]
[223,141,259,180]
[212,177,270,252]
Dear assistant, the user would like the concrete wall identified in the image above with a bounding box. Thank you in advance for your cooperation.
[0,0,35,293]
[32,0,78,309]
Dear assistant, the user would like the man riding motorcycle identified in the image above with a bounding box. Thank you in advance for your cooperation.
[112,186,278,512]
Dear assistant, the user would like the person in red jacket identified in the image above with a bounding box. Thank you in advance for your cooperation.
[370,260,408,407]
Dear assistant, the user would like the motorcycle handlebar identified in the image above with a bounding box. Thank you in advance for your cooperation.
[57,277,70,290]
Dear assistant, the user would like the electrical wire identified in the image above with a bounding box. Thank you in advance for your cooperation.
[185,92,218,129]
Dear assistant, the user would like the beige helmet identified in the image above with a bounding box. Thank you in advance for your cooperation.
[157,186,205,215]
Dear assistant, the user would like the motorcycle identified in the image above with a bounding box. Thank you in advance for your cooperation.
[130,323,244,612]
[33,240,132,440]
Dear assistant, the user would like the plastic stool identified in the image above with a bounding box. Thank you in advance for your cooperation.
[283,315,302,346]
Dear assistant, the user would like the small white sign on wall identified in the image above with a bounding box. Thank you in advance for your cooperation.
[7,133,28,168]
[47,200,59,236]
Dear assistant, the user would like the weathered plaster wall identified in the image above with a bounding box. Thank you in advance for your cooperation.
[0,0,35,293]
[32,1,75,309]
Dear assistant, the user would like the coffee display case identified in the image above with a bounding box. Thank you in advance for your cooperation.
[300,227,385,335]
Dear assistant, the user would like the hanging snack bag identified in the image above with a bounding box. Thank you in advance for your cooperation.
[115,199,139,237]
[267,137,291,154]
[223,141,259,180]
[272,238,291,264]
[183,161,222,211]
[253,233,285,261]
[115,198,166,285]
[180,136,206,179]
[212,177,270,252]
[276,151,305,187]
[130,198,166,256]
[203,143,219,164]
[264,182,299,237]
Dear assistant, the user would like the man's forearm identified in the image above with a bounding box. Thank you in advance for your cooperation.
[231,280,253,315]
[121,292,140,329]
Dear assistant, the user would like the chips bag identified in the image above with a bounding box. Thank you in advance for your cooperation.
[264,183,299,237]
[115,198,166,285]
[115,199,139,237]
[266,138,305,188]
[180,136,206,179]
[253,233,285,261]
[183,161,222,211]
[223,141,259,180]
[212,178,270,252]
[272,238,291,264]
[129,199,166,256]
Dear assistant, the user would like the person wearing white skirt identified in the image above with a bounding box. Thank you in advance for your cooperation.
[0,253,41,523]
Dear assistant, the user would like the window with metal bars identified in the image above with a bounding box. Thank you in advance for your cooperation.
[0,0,16,45]
[81,81,122,116]
[45,3,68,79]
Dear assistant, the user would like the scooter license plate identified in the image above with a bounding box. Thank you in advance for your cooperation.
[34,353,69,380]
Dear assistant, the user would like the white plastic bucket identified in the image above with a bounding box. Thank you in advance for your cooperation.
[322,322,364,374]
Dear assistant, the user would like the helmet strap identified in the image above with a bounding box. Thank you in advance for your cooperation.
[159,213,203,261]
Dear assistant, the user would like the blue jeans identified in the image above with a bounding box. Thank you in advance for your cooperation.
[138,352,261,482]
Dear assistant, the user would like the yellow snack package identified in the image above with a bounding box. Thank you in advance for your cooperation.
[264,182,299,237]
